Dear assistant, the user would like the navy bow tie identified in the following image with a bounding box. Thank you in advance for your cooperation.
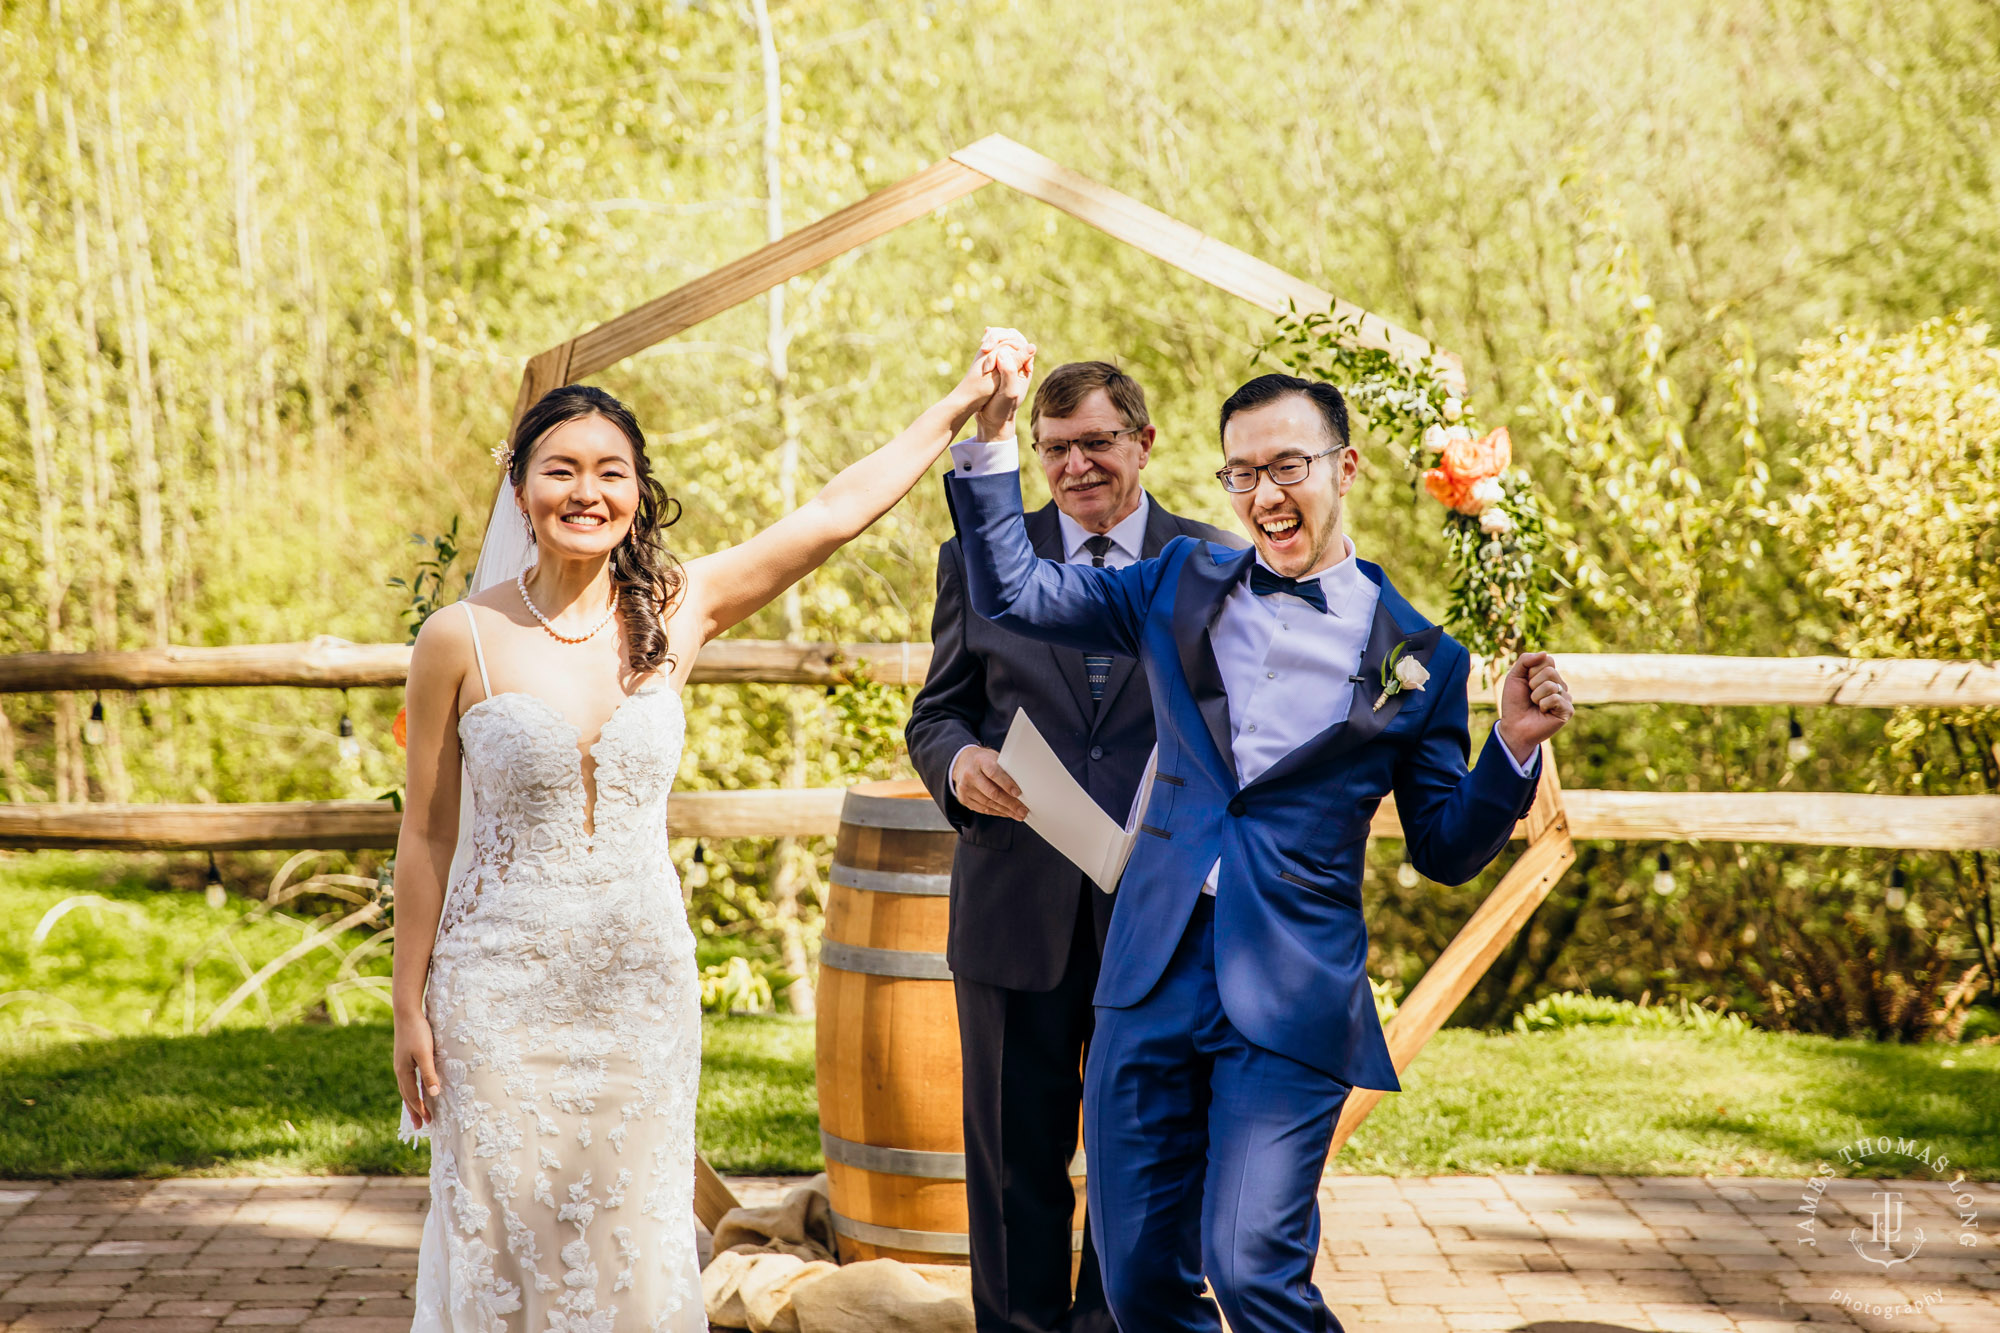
[1248,564,1329,613]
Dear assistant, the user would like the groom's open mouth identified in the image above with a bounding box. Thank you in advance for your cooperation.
[1257,512,1303,551]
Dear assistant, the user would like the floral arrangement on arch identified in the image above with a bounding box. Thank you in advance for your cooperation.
[1256,305,1556,661]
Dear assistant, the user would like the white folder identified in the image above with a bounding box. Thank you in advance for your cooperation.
[996,707,1157,894]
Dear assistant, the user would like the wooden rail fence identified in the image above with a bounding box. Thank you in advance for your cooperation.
[3,644,1995,852]
[11,638,2000,705]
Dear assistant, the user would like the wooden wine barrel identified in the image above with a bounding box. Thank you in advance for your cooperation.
[815,779,1085,1265]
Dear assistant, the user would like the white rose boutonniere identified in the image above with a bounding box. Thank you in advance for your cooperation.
[1374,642,1431,711]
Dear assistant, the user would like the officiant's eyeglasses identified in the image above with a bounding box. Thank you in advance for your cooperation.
[1215,444,1345,493]
[1032,427,1142,465]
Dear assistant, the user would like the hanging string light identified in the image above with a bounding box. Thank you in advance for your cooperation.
[1651,850,1677,896]
[83,694,107,747]
[1786,709,1811,764]
[1395,860,1420,889]
[338,689,361,762]
[205,853,227,910]
[1885,862,1908,913]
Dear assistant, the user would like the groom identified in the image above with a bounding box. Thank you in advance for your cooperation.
[944,360,1574,1332]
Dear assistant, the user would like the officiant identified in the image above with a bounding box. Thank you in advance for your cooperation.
[907,361,1240,1333]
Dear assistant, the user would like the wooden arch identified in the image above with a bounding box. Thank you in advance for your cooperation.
[501,134,1569,1175]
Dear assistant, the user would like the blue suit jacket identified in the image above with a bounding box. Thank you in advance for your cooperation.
[946,469,1541,1091]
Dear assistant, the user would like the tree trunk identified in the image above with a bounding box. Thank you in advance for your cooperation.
[46,2,131,798]
[754,0,816,1017]
[224,0,268,484]
[398,0,433,464]
[0,164,78,801]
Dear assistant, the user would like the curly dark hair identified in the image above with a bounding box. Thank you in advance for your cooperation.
[507,385,685,674]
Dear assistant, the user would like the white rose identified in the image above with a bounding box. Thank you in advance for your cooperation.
[1479,508,1515,535]
[1446,425,1474,444]
[1461,475,1505,515]
[1422,424,1449,455]
[1442,397,1463,422]
[1393,656,1431,692]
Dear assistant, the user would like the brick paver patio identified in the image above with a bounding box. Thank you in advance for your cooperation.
[1,1172,1993,1331]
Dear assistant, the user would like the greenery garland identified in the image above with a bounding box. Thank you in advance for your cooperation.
[1256,305,1556,661]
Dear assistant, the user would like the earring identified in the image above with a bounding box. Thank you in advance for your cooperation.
[522,512,536,544]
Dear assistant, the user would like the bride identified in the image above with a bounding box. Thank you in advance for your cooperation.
[391,330,1035,1332]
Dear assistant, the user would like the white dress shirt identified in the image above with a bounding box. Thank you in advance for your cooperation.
[944,437,1536,892]
[945,437,1149,801]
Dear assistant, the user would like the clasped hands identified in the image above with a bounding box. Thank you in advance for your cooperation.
[954,326,1037,444]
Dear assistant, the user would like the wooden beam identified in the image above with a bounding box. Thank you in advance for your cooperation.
[1552,790,2000,851]
[949,134,1457,391]
[0,789,847,852]
[694,1154,742,1233]
[1365,789,2000,851]
[0,638,939,693]
[16,644,1993,706]
[0,638,417,691]
[560,157,991,381]
[1553,654,2000,708]
[9,788,1995,854]
[510,343,576,430]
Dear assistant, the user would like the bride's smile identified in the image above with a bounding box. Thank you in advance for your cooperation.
[515,413,642,560]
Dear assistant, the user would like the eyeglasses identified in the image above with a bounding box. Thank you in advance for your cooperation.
[1032,427,1142,466]
[1214,444,1345,494]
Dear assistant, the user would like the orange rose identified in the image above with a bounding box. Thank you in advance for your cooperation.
[393,705,408,750]
[1422,426,1511,514]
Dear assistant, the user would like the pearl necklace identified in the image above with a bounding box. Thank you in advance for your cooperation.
[516,571,618,644]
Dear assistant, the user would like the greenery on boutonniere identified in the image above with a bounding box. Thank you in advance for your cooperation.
[1257,305,1557,660]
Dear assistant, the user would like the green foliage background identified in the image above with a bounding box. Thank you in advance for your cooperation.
[2,0,1997,1035]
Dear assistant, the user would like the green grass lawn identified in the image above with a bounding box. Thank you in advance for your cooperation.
[3,852,1996,1180]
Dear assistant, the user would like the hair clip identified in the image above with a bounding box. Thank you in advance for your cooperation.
[490,440,512,468]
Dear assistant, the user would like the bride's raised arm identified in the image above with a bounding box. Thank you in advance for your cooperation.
[678,331,1032,646]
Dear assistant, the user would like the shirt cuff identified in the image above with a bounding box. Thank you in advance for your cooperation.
[1491,723,1542,779]
[948,435,1020,477]
[947,743,981,803]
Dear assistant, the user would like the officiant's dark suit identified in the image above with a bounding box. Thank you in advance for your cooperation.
[907,362,1239,1333]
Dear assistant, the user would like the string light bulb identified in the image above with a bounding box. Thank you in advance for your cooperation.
[338,690,361,762]
[1786,710,1811,764]
[1885,864,1908,913]
[205,853,227,910]
[1652,850,1677,896]
[83,695,107,747]
[1395,860,1420,889]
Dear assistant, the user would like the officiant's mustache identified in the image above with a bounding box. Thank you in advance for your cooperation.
[1060,467,1113,493]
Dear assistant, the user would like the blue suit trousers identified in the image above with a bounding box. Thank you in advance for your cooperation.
[1083,895,1352,1333]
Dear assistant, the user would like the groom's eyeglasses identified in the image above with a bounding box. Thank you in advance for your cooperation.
[1215,444,1345,493]
[1032,427,1141,466]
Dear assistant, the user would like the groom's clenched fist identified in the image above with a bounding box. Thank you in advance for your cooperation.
[1495,651,1573,765]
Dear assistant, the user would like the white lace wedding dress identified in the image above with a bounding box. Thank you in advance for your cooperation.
[410,603,705,1333]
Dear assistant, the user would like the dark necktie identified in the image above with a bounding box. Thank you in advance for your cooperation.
[1083,535,1114,701]
[1249,563,1329,614]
